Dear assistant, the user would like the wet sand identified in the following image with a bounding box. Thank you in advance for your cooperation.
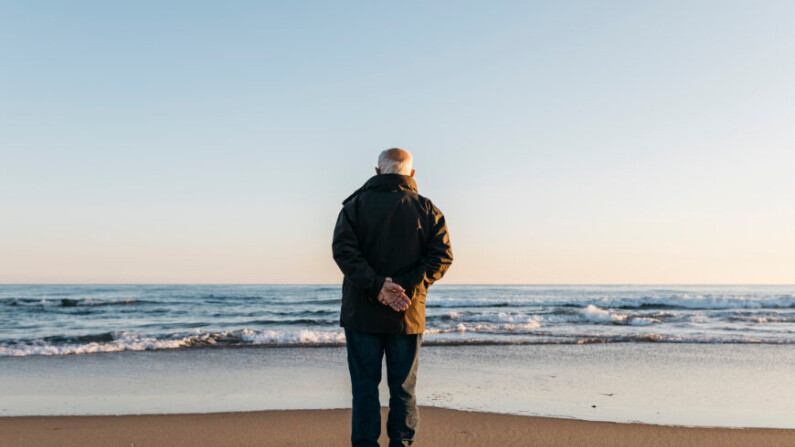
[2,406,793,447]
[3,344,793,428]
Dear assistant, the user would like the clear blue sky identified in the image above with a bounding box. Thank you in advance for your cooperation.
[2,1,793,283]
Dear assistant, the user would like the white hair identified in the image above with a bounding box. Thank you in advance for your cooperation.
[377,148,413,175]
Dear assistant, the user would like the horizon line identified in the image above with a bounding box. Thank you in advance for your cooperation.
[1,283,793,287]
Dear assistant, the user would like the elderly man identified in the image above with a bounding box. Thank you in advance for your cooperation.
[332,148,453,447]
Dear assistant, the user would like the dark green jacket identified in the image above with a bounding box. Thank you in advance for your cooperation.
[332,173,453,334]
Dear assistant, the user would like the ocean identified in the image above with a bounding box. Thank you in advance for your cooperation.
[2,284,793,356]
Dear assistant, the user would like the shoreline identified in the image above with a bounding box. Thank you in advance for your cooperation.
[2,406,792,447]
[3,343,793,429]
[6,337,795,356]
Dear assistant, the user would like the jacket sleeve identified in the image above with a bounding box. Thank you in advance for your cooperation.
[392,201,453,298]
[332,201,386,304]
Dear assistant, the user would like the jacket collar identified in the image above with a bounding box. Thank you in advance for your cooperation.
[342,174,418,204]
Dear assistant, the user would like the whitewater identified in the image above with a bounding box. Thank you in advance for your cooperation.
[1,284,793,356]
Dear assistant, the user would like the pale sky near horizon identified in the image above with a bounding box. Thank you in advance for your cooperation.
[2,1,794,284]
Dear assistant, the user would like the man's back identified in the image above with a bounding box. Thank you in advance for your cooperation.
[332,173,453,334]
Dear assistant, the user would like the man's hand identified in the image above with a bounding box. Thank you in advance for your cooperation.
[378,277,411,311]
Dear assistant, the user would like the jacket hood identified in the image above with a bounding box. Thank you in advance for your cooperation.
[342,174,418,205]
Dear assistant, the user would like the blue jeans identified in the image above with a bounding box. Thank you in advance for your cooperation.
[344,328,422,447]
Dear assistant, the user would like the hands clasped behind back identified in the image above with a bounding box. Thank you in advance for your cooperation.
[378,277,411,312]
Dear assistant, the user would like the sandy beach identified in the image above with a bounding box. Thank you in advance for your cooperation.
[2,406,793,447]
